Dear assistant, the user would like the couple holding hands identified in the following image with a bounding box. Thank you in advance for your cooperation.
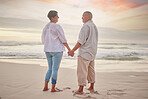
[41,10,98,94]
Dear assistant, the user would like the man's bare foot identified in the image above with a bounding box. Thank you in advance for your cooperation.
[86,87,94,90]
[72,90,83,95]
[43,88,49,91]
[86,87,95,93]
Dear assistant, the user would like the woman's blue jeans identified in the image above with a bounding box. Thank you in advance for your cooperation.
[45,52,63,84]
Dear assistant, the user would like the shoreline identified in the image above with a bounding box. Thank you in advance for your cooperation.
[0,58,148,72]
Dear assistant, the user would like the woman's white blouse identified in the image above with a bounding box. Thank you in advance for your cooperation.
[41,23,67,52]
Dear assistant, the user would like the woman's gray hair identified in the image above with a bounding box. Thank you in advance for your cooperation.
[47,10,58,20]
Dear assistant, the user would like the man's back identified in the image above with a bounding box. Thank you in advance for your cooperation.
[78,20,98,61]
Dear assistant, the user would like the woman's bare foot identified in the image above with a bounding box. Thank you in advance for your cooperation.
[51,84,62,92]
[43,81,49,91]
[51,88,61,92]
[43,87,49,91]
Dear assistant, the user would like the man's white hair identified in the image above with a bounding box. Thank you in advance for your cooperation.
[84,11,93,18]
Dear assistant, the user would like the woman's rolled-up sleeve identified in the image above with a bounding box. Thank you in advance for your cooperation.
[56,25,67,43]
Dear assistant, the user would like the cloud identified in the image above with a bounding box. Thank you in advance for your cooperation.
[33,0,148,14]
[0,0,18,4]
[2,0,147,13]
[87,0,148,13]
[1,0,148,30]
[34,0,59,3]
[34,0,89,8]
[104,11,148,30]
[117,11,148,21]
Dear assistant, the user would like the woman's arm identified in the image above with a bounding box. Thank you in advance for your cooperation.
[56,25,71,51]
[68,42,81,57]
[63,43,71,51]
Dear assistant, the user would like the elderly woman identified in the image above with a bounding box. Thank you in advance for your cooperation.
[42,10,71,92]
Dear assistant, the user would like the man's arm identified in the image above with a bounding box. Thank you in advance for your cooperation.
[69,25,89,57]
[68,42,81,56]
[72,42,81,52]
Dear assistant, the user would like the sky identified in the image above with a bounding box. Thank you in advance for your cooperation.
[0,0,148,31]
[0,0,148,43]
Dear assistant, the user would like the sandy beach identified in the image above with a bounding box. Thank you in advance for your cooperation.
[0,61,148,99]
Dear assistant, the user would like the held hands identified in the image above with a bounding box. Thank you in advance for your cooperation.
[67,43,81,57]
[68,50,74,57]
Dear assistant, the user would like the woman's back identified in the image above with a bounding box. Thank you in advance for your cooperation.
[42,23,67,52]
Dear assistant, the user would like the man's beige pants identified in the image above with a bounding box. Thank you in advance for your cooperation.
[77,56,95,86]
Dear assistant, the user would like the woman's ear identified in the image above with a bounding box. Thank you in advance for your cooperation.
[51,17,55,21]
[51,17,53,21]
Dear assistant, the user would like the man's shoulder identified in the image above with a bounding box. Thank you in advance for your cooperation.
[82,23,89,29]
[84,21,95,27]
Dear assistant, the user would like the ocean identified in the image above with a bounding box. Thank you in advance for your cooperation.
[0,41,148,64]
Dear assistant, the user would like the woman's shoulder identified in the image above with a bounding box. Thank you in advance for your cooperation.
[44,23,50,28]
[49,23,61,28]
[55,24,63,30]
[44,23,63,31]
[44,23,58,28]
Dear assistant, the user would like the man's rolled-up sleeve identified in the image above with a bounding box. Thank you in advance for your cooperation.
[78,25,89,45]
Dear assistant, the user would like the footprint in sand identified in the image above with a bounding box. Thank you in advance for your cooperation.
[107,89,126,96]
[93,91,100,95]
[73,90,100,99]
[83,95,98,99]
[63,87,71,90]
[74,94,98,99]
[55,87,71,92]
[55,88,63,92]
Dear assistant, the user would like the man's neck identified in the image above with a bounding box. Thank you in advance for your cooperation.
[84,20,92,24]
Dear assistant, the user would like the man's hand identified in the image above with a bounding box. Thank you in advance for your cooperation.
[68,42,81,57]
[68,50,74,57]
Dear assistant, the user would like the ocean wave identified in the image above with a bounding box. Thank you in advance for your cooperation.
[0,41,147,61]
[0,55,45,59]
[0,52,44,58]
[98,56,143,61]
[0,56,143,61]
[100,43,148,47]
[99,43,137,45]
[99,47,129,49]
[0,41,148,47]
[0,41,42,46]
[0,52,144,61]
[0,57,46,59]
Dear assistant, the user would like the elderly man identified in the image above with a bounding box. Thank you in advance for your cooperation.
[68,11,98,94]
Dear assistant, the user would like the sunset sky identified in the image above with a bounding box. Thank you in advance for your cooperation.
[0,0,148,43]
[0,0,148,31]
